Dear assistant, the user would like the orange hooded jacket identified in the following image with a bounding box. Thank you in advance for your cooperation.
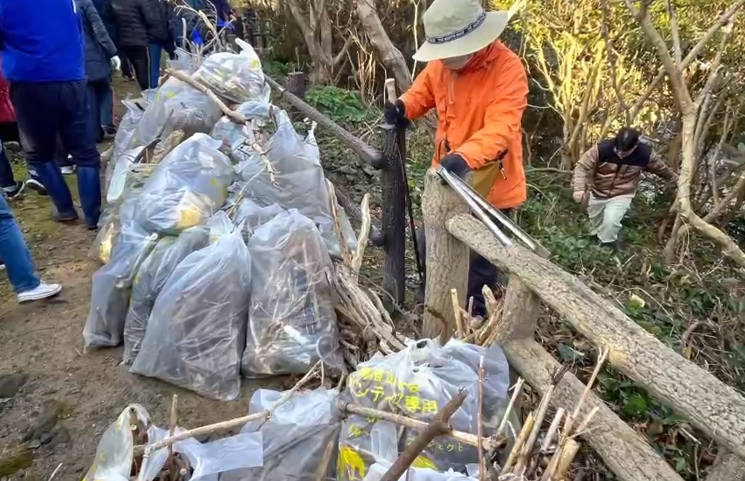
[400,40,529,209]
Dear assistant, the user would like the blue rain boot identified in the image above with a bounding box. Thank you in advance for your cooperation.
[76,165,102,229]
[33,162,77,222]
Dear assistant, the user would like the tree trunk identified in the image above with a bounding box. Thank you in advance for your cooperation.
[356,0,412,91]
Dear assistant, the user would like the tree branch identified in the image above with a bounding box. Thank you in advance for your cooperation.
[379,390,469,481]
[665,0,683,64]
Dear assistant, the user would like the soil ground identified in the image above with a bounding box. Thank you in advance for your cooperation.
[0,76,288,481]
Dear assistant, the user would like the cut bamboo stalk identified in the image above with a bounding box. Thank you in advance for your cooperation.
[554,439,582,480]
[503,412,535,474]
[541,408,565,452]
[451,288,464,338]
[515,384,556,474]
[497,378,525,438]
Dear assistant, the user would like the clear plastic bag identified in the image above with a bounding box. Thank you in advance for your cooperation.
[83,404,151,481]
[240,109,357,258]
[211,85,273,161]
[178,432,264,480]
[167,47,199,73]
[84,222,159,348]
[193,40,265,103]
[130,228,251,401]
[131,78,189,149]
[338,340,511,479]
[222,387,340,481]
[242,209,343,378]
[162,87,222,140]
[123,225,210,364]
[136,134,235,235]
[232,198,285,242]
[364,464,477,481]
[107,145,145,204]
[108,98,146,186]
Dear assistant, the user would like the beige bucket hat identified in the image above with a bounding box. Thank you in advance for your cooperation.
[413,0,509,62]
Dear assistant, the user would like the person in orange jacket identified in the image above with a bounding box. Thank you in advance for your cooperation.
[385,0,528,316]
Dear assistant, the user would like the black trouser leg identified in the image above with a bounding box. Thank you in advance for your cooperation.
[121,45,150,91]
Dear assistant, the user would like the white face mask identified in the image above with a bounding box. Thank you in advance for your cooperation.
[441,54,474,71]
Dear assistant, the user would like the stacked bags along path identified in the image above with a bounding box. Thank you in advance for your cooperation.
[84,42,352,400]
[82,39,515,480]
[85,340,512,480]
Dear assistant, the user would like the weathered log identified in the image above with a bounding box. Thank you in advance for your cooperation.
[504,339,683,481]
[422,169,469,339]
[265,75,384,167]
[446,214,745,461]
[706,451,745,481]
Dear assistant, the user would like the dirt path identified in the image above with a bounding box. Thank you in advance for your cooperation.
[0,78,284,481]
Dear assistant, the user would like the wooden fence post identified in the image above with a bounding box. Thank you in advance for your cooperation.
[378,79,407,306]
[287,72,306,100]
[422,169,469,339]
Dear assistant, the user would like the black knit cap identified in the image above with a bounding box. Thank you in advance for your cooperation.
[615,127,641,152]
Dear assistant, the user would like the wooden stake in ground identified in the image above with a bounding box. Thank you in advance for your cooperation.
[379,390,469,481]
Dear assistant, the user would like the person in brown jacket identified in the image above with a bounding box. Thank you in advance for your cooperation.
[573,128,677,247]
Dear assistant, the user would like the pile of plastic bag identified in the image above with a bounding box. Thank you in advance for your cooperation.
[242,210,343,378]
[130,227,251,401]
[83,404,264,481]
[223,388,341,481]
[338,340,511,480]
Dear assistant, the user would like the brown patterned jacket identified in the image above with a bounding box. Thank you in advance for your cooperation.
[572,139,677,199]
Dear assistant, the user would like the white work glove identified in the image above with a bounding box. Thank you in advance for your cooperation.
[109,55,121,71]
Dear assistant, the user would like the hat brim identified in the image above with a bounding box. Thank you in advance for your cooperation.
[413,11,509,62]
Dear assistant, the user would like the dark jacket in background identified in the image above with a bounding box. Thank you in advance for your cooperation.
[91,0,118,46]
[75,0,117,81]
[147,0,172,45]
[208,0,230,21]
[111,0,153,47]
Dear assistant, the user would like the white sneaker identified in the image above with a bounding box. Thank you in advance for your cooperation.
[60,165,77,175]
[18,282,62,303]
[0,263,5,272]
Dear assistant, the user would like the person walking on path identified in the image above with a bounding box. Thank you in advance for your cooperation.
[75,0,121,143]
[146,0,177,89]
[0,194,62,302]
[572,128,678,249]
[384,0,528,317]
[0,54,48,198]
[111,0,158,91]
[0,0,104,229]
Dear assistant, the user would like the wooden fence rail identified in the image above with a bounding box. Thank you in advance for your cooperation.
[422,169,745,481]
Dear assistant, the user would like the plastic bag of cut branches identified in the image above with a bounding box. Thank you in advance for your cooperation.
[107,98,146,185]
[194,39,265,104]
[130,227,251,401]
[84,221,159,349]
[222,387,340,481]
[337,339,511,479]
[232,198,284,242]
[240,109,357,258]
[122,225,210,364]
[241,209,343,378]
[136,134,235,235]
[211,84,272,161]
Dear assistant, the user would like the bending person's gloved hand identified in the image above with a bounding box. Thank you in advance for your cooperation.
[440,153,471,179]
[110,55,121,71]
[384,99,409,128]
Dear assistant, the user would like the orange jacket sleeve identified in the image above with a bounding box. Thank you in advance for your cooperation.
[455,59,528,169]
[399,64,437,120]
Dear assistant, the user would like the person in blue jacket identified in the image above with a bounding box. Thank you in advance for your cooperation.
[0,0,104,229]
